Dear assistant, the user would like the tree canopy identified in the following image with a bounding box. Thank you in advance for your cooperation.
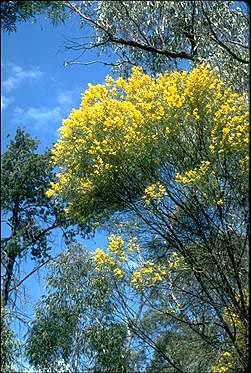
[0,1,66,32]
[1,2,249,372]
[1,1,248,88]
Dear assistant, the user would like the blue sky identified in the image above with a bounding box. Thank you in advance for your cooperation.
[2,14,112,361]
[2,14,112,152]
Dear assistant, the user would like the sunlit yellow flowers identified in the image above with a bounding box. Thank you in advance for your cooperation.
[47,64,248,224]
[93,249,116,271]
[45,189,54,198]
[131,261,167,289]
[107,235,125,261]
[143,182,166,205]
[216,199,224,206]
[175,161,211,185]
[113,268,124,279]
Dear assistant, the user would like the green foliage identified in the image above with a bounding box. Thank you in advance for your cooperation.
[91,1,248,83]
[146,330,215,373]
[26,244,128,372]
[2,128,63,262]
[0,1,67,32]
[87,323,127,372]
[1,128,79,307]
[1,308,20,373]
[1,2,248,90]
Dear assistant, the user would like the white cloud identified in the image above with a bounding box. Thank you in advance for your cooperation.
[1,95,14,110]
[56,87,82,107]
[3,63,43,93]
[8,81,81,133]
[13,106,63,130]
[57,90,75,106]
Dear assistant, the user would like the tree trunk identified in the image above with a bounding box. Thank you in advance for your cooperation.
[1,197,19,307]
[1,255,16,307]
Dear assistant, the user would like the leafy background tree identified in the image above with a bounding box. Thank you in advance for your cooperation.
[0,307,21,373]
[1,129,84,371]
[26,244,129,372]
[0,1,67,33]
[1,128,73,308]
[1,1,248,89]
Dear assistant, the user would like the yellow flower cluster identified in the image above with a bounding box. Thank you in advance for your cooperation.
[239,155,249,175]
[223,307,242,329]
[131,261,167,289]
[45,189,54,198]
[48,64,248,225]
[211,351,233,373]
[175,161,211,184]
[127,237,141,253]
[93,235,141,279]
[169,252,180,269]
[143,182,166,205]
[211,95,248,155]
[113,267,124,279]
[216,199,224,206]
[107,235,125,261]
[183,64,223,103]
[93,237,183,292]
[93,248,116,271]
[192,108,200,121]
[214,291,249,372]
[130,251,181,292]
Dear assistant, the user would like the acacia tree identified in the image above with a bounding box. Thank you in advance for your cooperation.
[47,65,249,371]
[25,224,249,371]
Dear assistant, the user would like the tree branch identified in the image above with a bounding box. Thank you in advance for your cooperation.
[200,2,248,64]
[64,1,194,62]
[8,254,59,293]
